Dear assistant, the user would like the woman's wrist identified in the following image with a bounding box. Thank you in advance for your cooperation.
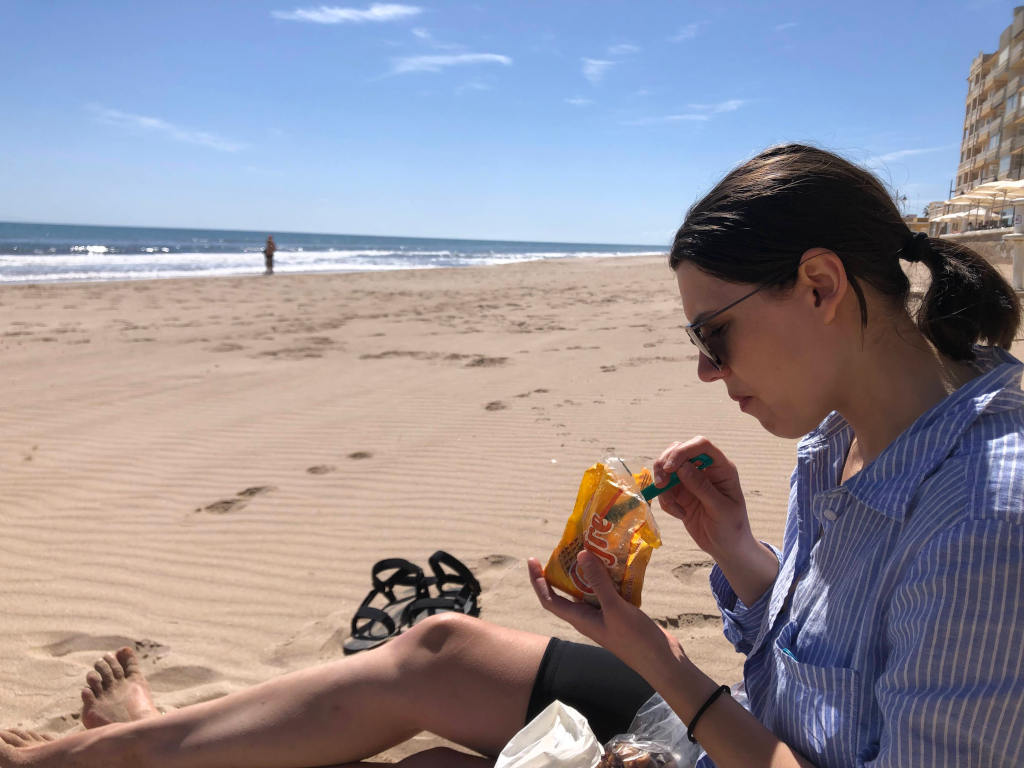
[714,536,778,607]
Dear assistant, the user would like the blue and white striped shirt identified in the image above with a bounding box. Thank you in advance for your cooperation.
[703,346,1024,767]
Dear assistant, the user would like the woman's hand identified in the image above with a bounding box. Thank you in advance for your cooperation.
[653,436,779,606]
[528,552,684,681]
[652,436,754,561]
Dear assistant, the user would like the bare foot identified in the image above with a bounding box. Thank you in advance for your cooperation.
[0,730,52,748]
[80,647,159,729]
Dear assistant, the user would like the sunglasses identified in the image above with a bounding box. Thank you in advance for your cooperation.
[684,280,778,370]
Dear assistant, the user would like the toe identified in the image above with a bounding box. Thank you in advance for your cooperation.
[0,730,26,748]
[94,658,114,688]
[82,686,97,707]
[86,670,103,697]
[104,653,125,681]
[116,647,141,679]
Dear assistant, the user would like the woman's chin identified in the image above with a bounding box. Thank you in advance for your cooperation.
[752,413,809,440]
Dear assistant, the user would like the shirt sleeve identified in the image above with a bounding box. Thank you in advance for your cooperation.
[709,542,781,655]
[868,519,1024,767]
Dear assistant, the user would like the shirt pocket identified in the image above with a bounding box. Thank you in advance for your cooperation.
[771,622,862,768]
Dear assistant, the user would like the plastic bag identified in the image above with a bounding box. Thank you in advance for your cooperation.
[597,734,681,767]
[544,457,662,607]
[494,700,603,768]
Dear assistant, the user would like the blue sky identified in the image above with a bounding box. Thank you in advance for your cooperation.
[0,0,1018,244]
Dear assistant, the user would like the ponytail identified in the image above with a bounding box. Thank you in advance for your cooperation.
[911,236,1021,361]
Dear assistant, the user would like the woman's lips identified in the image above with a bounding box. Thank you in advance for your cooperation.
[732,395,753,412]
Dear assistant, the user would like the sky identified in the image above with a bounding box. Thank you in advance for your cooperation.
[0,0,1020,244]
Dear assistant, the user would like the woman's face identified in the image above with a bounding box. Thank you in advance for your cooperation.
[675,260,841,438]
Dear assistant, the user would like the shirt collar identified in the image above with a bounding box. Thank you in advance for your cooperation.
[797,347,1024,521]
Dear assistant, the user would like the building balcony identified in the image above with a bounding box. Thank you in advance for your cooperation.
[1002,134,1024,154]
[980,93,1003,118]
[1011,41,1024,71]
[993,57,1010,81]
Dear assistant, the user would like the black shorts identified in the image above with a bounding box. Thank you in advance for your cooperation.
[525,638,655,743]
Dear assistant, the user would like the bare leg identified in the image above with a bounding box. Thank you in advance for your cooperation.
[0,614,548,768]
[81,648,159,728]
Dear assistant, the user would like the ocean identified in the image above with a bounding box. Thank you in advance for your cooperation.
[0,222,664,284]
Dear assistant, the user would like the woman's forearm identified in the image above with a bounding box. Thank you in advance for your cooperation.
[637,642,815,768]
[714,537,779,607]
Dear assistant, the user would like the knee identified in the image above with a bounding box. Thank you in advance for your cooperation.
[391,613,482,665]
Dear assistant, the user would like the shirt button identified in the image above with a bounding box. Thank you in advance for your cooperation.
[823,509,838,521]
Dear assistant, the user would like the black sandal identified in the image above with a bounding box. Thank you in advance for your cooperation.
[404,551,482,625]
[343,558,428,655]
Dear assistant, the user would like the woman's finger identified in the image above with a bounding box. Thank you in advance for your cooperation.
[674,457,723,509]
[576,550,623,611]
[527,558,603,630]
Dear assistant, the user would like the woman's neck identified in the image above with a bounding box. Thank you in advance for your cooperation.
[837,320,978,475]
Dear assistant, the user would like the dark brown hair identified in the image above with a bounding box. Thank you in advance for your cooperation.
[669,143,1021,361]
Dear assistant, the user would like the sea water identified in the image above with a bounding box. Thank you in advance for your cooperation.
[0,222,663,284]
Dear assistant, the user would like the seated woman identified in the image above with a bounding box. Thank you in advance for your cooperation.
[2,144,1021,768]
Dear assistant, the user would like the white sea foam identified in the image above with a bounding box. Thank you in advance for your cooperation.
[0,247,664,284]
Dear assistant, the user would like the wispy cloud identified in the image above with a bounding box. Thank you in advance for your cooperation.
[409,26,461,50]
[608,43,640,55]
[669,23,702,42]
[391,53,512,74]
[582,58,613,84]
[775,21,798,32]
[272,3,421,23]
[89,106,245,152]
[624,99,746,126]
[866,145,954,167]
[565,97,594,106]
[456,79,492,94]
[688,99,744,114]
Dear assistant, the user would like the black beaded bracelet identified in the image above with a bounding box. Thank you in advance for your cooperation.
[686,684,732,743]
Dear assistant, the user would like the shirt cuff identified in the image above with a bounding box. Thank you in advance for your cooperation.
[709,543,780,654]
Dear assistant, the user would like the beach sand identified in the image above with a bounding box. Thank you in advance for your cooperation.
[1,255,1018,762]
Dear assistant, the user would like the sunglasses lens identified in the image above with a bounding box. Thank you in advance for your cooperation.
[686,327,722,369]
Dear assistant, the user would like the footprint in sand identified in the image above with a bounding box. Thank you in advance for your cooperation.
[207,342,245,353]
[196,486,276,514]
[480,554,516,568]
[348,451,373,460]
[653,613,720,629]
[198,498,248,515]
[40,635,169,660]
[484,401,508,411]
[237,485,276,498]
[671,561,715,586]
[307,464,337,475]
[146,665,222,694]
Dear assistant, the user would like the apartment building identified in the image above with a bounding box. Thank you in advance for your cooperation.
[956,6,1024,195]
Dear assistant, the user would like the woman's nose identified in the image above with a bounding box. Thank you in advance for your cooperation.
[697,352,725,382]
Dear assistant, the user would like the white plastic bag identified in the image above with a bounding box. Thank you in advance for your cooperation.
[495,700,603,768]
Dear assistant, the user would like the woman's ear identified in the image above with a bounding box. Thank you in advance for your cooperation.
[798,248,847,324]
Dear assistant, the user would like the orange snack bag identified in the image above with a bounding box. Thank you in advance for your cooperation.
[544,458,662,607]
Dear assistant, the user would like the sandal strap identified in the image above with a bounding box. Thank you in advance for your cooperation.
[428,550,481,596]
[403,583,480,624]
[350,604,398,638]
[371,558,427,601]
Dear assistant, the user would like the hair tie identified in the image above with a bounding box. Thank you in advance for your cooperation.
[900,231,930,264]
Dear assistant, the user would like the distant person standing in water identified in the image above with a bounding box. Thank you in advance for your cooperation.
[263,235,276,275]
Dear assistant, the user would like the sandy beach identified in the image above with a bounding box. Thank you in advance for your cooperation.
[2,254,1017,761]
